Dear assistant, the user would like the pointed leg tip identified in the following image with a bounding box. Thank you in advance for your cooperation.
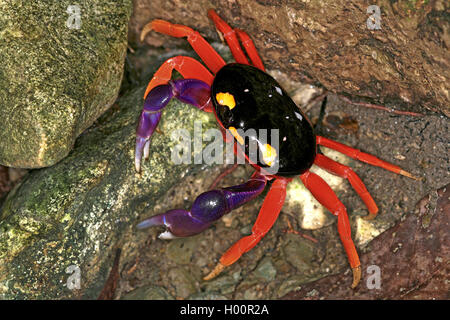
[399,170,422,181]
[203,263,225,281]
[140,22,155,42]
[362,212,378,220]
[351,266,362,289]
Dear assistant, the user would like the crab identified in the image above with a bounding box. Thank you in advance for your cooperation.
[136,9,417,288]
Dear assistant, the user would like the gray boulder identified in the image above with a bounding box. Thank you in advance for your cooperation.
[0,0,132,168]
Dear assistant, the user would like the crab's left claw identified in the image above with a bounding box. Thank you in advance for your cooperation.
[137,208,212,239]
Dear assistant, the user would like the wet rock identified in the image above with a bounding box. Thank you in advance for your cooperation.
[168,267,198,299]
[282,234,317,274]
[239,224,252,235]
[282,184,450,299]
[253,257,277,282]
[188,292,228,300]
[0,0,132,168]
[0,58,217,298]
[203,272,241,295]
[121,285,173,300]
[276,276,304,298]
[166,236,200,265]
[237,281,277,300]
[243,286,261,300]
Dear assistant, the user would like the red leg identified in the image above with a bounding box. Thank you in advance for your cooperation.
[207,9,250,65]
[204,177,289,280]
[235,29,265,71]
[300,170,361,288]
[314,153,378,220]
[141,20,226,74]
[143,56,214,101]
[316,136,420,180]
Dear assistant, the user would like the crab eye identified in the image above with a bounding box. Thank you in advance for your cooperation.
[216,92,236,110]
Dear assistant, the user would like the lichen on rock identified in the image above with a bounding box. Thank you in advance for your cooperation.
[0,69,217,298]
[0,0,133,168]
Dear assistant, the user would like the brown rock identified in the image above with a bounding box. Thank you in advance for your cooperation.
[130,0,449,116]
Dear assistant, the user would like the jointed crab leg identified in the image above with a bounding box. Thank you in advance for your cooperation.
[300,171,362,288]
[143,56,214,100]
[141,19,226,74]
[136,78,212,172]
[316,136,420,180]
[204,177,289,280]
[208,9,265,71]
[208,9,249,65]
[137,172,267,238]
[235,29,265,71]
[314,153,379,220]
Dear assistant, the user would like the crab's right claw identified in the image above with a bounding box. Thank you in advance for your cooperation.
[135,136,149,173]
[135,84,175,173]
[135,110,162,173]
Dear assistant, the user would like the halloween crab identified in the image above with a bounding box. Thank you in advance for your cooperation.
[136,9,416,288]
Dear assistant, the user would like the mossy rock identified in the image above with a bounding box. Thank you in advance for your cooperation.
[0,73,217,299]
[0,0,132,168]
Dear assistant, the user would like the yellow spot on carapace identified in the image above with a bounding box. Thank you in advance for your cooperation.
[216,92,236,110]
[228,127,244,145]
[261,143,277,166]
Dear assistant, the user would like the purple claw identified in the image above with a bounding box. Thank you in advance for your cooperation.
[135,136,146,173]
[172,79,212,111]
[143,140,150,160]
[135,79,212,172]
[137,214,178,239]
[137,209,212,238]
[137,172,267,239]
[134,84,172,172]
[135,110,162,172]
[136,213,165,229]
